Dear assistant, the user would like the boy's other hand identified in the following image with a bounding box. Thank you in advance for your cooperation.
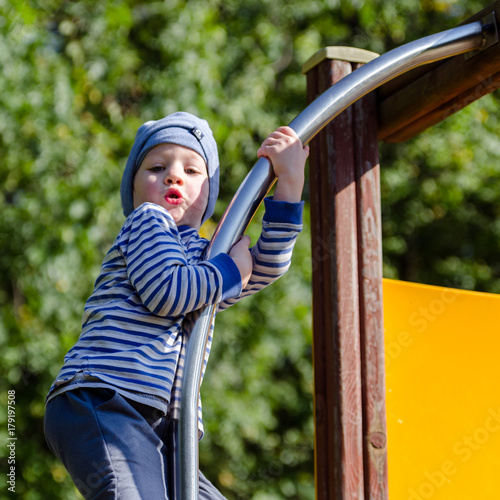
[229,235,252,289]
[257,126,309,203]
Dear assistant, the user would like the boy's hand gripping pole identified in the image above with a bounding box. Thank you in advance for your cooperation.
[173,18,493,500]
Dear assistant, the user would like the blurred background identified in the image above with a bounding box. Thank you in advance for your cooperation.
[1,0,499,498]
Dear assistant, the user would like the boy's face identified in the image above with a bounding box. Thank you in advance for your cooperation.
[133,143,209,229]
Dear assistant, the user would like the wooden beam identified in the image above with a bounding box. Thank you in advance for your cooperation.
[353,70,388,499]
[307,56,364,500]
[378,1,500,142]
[304,49,388,500]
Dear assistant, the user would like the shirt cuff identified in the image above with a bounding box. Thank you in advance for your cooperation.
[263,197,304,225]
[208,253,243,301]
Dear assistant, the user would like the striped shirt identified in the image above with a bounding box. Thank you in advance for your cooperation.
[47,198,303,434]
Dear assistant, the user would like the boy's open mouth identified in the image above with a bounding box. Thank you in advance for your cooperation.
[165,188,183,205]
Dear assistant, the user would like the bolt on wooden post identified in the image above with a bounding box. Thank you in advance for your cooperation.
[302,47,388,500]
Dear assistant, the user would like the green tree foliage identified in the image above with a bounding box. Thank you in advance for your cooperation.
[381,98,500,292]
[1,0,499,498]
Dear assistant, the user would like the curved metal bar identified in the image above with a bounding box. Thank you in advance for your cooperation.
[177,20,486,499]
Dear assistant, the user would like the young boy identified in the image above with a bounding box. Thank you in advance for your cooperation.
[44,112,309,499]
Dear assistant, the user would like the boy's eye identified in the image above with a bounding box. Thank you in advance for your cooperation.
[149,165,164,172]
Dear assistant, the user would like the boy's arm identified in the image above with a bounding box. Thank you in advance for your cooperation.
[218,127,308,310]
[218,197,303,310]
[120,203,243,317]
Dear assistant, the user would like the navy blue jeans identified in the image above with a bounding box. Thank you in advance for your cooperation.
[44,388,226,499]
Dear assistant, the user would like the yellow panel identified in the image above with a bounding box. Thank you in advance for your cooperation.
[383,278,500,500]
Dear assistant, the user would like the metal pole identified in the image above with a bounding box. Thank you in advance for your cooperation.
[176,19,489,499]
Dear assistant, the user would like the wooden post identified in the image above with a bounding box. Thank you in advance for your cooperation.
[303,48,388,500]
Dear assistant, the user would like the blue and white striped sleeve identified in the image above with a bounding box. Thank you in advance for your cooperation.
[121,204,242,317]
[218,197,304,310]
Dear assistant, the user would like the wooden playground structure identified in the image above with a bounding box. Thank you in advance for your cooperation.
[175,3,500,498]
[302,2,500,498]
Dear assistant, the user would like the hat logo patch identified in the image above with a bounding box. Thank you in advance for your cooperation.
[191,127,204,141]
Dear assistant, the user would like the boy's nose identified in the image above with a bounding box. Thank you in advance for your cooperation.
[164,168,184,185]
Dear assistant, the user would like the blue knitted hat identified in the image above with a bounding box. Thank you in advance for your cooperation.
[120,112,220,225]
